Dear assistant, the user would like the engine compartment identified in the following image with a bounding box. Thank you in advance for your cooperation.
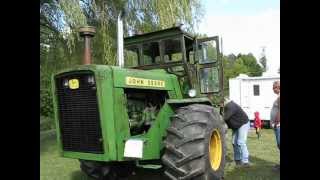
[124,88,168,135]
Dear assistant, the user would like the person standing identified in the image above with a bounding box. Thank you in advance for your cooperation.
[254,111,262,139]
[270,81,280,170]
[224,98,251,167]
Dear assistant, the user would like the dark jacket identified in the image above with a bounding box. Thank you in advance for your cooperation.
[224,101,249,130]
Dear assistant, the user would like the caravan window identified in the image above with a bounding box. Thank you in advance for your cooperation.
[253,85,260,96]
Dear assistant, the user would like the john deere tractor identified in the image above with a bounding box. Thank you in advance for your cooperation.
[52,15,227,180]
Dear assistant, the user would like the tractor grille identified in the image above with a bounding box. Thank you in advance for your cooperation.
[55,71,104,154]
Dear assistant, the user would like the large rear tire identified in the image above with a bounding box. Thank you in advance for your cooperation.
[162,104,226,180]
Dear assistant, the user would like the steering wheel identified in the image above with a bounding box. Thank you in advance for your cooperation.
[166,67,187,77]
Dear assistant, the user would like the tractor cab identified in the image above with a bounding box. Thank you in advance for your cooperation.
[124,26,223,103]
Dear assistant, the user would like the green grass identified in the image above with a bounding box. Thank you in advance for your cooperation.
[40,129,280,180]
[224,129,280,180]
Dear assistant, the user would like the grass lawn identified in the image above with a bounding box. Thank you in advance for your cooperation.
[40,128,280,180]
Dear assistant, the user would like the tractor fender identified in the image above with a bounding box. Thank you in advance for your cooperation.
[167,98,228,134]
[166,97,213,110]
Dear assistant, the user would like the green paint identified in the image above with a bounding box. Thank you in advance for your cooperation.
[51,75,63,156]
[63,151,107,161]
[113,88,131,160]
[52,26,224,165]
[96,67,116,160]
[123,103,174,160]
[52,65,178,161]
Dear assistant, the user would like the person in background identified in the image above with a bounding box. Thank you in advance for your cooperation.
[270,81,280,171]
[254,111,262,139]
[224,98,251,167]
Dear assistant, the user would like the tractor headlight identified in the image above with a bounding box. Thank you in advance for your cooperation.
[188,89,197,97]
[87,75,95,85]
[62,79,69,88]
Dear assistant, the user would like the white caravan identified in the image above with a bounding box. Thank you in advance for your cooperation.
[229,73,280,128]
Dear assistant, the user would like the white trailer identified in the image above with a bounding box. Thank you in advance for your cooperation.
[229,73,280,128]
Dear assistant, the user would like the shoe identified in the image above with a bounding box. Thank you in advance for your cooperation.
[241,163,251,168]
[235,160,242,166]
[273,164,280,171]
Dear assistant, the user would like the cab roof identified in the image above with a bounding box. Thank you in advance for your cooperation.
[124,26,195,46]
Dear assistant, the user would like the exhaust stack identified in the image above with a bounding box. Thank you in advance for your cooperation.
[117,11,125,68]
[79,26,96,65]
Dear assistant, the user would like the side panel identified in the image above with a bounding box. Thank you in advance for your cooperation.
[63,152,105,161]
[169,75,183,99]
[113,88,131,160]
[142,103,174,160]
[114,74,182,161]
[96,70,117,161]
[51,75,63,156]
[116,103,174,161]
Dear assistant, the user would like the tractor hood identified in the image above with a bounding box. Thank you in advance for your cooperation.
[111,66,175,91]
[53,64,178,91]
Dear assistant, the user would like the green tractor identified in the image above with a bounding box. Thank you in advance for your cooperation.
[52,16,227,180]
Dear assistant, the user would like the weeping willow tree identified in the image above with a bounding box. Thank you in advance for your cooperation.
[40,0,204,119]
[126,0,202,33]
[56,0,203,65]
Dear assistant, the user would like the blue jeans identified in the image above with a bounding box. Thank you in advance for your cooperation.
[232,121,250,163]
[274,127,280,150]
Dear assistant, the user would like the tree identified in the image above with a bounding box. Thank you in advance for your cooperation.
[222,53,263,96]
[227,53,236,62]
[40,0,204,120]
[241,53,263,77]
[259,46,267,72]
[55,0,204,65]
[259,56,267,72]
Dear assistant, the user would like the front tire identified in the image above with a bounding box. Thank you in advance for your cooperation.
[162,104,226,180]
[80,160,134,180]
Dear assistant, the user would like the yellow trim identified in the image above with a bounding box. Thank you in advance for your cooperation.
[125,77,165,88]
[209,130,222,171]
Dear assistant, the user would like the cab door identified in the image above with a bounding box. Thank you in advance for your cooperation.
[195,36,223,103]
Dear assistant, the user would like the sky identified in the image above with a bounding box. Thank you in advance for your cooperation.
[197,0,280,74]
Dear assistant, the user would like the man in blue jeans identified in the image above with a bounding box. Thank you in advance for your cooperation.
[224,98,251,167]
[271,81,280,171]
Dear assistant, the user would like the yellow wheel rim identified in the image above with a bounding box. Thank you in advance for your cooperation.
[209,130,222,171]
